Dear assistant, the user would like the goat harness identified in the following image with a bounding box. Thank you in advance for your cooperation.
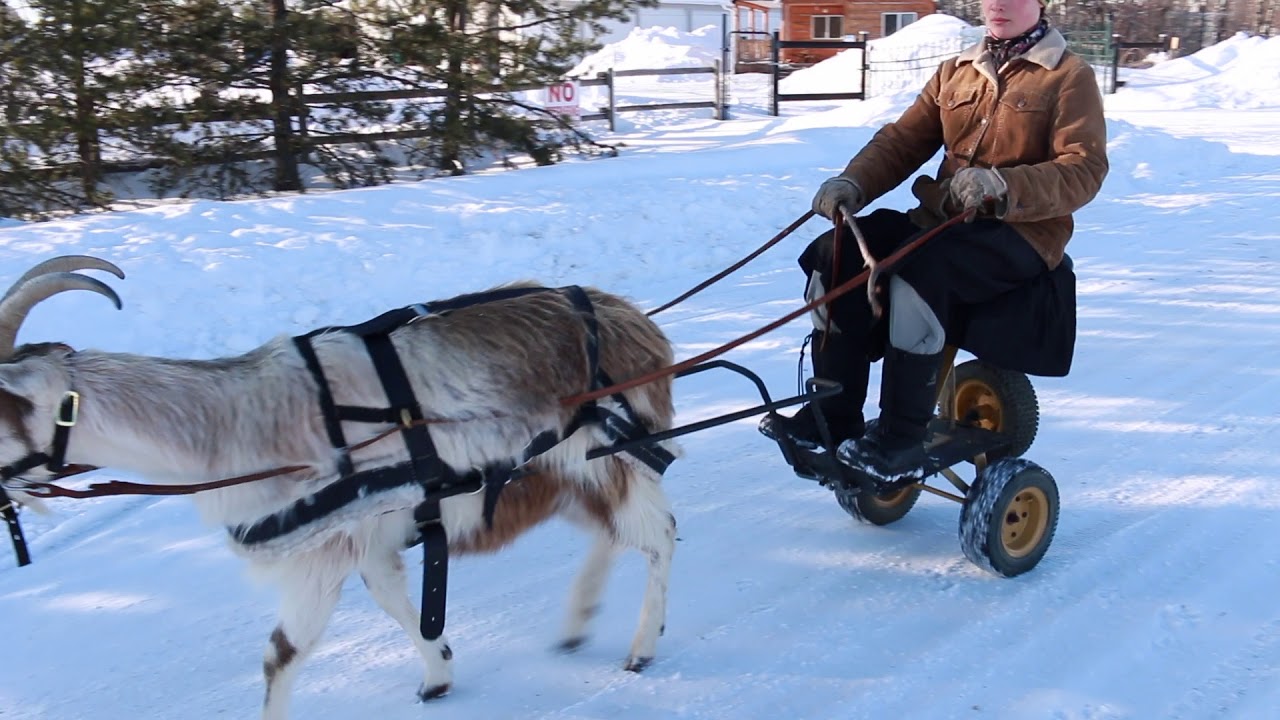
[0,392,80,567]
[226,285,674,641]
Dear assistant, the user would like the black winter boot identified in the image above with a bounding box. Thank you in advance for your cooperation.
[837,347,942,480]
[759,330,868,450]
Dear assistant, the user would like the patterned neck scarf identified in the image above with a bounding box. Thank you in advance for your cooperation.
[985,16,1050,68]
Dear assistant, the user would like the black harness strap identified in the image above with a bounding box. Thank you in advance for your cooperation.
[0,453,54,483]
[0,392,80,480]
[557,286,675,476]
[0,392,80,567]
[292,337,355,478]
[592,370,677,476]
[227,460,484,547]
[559,285,604,443]
[46,393,78,472]
[414,499,448,640]
[330,405,400,424]
[360,320,457,642]
[556,286,675,477]
[0,486,31,567]
[362,331,442,485]
[291,293,558,643]
[562,285,601,383]
[274,285,673,643]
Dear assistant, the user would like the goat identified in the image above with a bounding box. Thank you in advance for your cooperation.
[0,256,680,720]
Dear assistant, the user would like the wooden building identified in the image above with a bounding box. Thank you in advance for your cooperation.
[732,0,781,71]
[761,0,936,65]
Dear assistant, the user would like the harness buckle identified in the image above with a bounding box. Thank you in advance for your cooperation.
[55,391,80,428]
[400,408,414,428]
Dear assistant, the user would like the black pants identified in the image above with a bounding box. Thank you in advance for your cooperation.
[800,209,1047,356]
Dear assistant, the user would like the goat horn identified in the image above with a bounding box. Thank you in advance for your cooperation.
[3,255,125,302]
[0,273,122,359]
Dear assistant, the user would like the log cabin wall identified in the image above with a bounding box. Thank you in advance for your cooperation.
[780,1,935,64]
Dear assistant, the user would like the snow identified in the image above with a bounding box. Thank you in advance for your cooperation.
[1112,32,1280,111]
[571,25,725,78]
[4,17,1280,720]
[782,14,985,98]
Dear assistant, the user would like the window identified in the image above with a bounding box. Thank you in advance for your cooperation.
[812,15,844,40]
[882,12,917,36]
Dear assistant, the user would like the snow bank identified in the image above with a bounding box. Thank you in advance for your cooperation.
[781,14,981,96]
[867,13,979,52]
[570,25,722,77]
[1112,32,1280,110]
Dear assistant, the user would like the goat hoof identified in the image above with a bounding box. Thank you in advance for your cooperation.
[557,637,586,654]
[418,683,451,701]
[623,656,652,673]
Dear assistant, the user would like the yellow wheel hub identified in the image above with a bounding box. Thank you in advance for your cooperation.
[955,381,1004,431]
[1001,486,1049,558]
[868,486,914,508]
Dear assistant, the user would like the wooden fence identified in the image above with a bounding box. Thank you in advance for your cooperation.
[14,63,726,177]
[771,33,869,116]
[1110,35,1177,94]
[579,62,726,131]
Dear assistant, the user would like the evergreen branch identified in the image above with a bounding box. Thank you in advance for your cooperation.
[488,95,620,156]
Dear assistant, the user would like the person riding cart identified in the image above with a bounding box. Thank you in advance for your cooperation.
[760,0,1109,481]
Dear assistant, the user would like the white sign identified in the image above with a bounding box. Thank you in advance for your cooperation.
[545,80,581,116]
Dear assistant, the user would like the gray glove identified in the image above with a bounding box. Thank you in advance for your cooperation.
[949,167,1008,217]
[811,176,865,221]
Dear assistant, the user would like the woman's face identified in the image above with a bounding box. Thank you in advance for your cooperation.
[983,0,1043,39]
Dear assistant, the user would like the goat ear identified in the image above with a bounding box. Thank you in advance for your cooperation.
[0,363,45,403]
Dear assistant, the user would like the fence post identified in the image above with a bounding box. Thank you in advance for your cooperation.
[295,82,312,163]
[713,58,726,120]
[771,30,780,117]
[859,31,870,99]
[1110,33,1122,94]
[721,13,732,112]
[606,68,616,132]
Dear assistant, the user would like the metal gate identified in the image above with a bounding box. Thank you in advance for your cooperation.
[769,31,869,116]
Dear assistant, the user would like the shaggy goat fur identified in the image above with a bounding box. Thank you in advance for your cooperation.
[0,267,680,720]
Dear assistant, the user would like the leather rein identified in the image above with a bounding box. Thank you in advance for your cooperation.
[7,210,972,501]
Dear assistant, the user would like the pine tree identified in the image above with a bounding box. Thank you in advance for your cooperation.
[0,4,44,219]
[126,0,278,200]
[3,0,655,213]
[27,0,162,201]
[138,0,412,195]
[124,0,317,197]
[1,0,142,217]
[333,0,653,174]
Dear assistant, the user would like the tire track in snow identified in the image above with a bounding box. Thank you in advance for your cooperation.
[1035,329,1280,564]
[968,493,1269,717]
[542,250,1280,719]
[1168,614,1280,718]
[508,444,977,718]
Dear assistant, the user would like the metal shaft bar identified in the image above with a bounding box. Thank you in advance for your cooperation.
[918,482,966,504]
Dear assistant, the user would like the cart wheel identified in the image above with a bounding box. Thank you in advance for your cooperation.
[835,484,923,526]
[946,359,1038,460]
[959,457,1058,577]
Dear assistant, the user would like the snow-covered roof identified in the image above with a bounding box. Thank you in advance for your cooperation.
[658,0,735,7]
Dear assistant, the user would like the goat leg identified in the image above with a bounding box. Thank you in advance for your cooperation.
[358,544,454,701]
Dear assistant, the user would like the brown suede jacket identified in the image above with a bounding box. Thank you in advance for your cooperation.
[841,28,1109,269]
